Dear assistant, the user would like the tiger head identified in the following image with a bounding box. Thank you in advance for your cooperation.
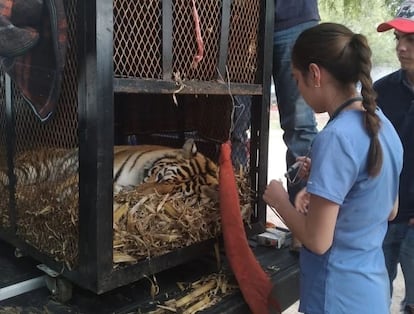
[144,139,219,203]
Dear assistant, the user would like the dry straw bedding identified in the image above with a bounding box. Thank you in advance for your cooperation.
[0,168,252,270]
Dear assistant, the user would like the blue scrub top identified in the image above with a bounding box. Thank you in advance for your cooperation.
[300,108,403,313]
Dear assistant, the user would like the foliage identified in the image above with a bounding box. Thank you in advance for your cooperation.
[320,0,403,16]
[319,0,403,70]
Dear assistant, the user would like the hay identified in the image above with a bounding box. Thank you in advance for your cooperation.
[113,190,221,265]
[0,166,252,270]
[145,272,239,314]
[13,175,79,269]
[112,166,252,266]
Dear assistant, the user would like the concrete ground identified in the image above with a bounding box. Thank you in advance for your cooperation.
[266,110,406,313]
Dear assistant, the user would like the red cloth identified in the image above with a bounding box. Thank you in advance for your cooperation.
[219,141,281,314]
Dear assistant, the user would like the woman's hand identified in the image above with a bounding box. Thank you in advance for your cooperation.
[294,187,310,215]
[296,156,311,180]
[263,179,290,209]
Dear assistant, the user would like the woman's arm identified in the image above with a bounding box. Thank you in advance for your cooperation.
[294,187,310,215]
[304,194,339,254]
[263,180,339,255]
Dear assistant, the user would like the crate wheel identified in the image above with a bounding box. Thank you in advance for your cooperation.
[45,276,73,303]
[14,248,24,258]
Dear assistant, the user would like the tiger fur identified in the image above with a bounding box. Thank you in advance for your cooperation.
[0,148,78,186]
[0,139,219,202]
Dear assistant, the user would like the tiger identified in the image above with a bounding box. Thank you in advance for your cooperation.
[0,139,219,202]
[113,139,219,201]
[0,148,79,187]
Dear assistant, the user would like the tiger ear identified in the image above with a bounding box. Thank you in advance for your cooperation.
[182,139,197,159]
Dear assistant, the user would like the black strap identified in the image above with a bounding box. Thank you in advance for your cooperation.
[327,96,363,124]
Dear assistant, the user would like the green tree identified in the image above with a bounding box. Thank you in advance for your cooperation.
[320,0,402,15]
[319,0,403,69]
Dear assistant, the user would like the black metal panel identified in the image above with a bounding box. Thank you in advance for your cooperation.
[97,239,216,293]
[77,0,114,290]
[0,230,76,280]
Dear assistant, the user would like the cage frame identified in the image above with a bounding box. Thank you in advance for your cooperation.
[0,0,274,294]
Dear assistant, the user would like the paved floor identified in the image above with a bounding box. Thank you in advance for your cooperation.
[267,110,406,313]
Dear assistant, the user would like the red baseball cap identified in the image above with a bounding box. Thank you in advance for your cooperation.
[377,0,414,33]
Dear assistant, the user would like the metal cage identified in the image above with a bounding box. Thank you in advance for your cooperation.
[0,0,273,294]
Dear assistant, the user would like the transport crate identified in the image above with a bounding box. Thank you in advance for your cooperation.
[0,0,273,296]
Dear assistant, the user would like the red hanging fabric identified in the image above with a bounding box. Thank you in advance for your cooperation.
[219,141,281,314]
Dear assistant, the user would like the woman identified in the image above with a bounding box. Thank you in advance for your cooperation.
[263,23,403,313]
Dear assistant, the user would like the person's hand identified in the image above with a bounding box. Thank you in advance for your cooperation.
[296,156,311,180]
[294,187,310,215]
[263,179,289,209]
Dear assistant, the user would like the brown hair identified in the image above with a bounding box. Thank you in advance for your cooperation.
[291,22,382,177]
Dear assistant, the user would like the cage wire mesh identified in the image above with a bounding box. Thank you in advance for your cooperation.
[113,0,163,79]
[113,0,261,83]
[0,0,79,267]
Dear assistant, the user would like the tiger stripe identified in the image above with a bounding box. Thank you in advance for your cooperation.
[1,139,219,202]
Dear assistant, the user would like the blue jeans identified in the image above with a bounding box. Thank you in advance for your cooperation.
[383,223,414,310]
[272,21,318,203]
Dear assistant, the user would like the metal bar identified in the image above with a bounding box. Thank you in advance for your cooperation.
[162,0,173,80]
[251,0,274,225]
[4,74,17,231]
[0,276,46,301]
[114,78,263,95]
[77,0,114,292]
[257,0,274,224]
[217,0,231,79]
[94,0,115,284]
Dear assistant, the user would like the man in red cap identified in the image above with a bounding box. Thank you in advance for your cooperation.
[375,1,414,313]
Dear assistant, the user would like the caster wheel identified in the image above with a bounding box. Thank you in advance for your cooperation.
[14,248,24,258]
[45,276,73,303]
